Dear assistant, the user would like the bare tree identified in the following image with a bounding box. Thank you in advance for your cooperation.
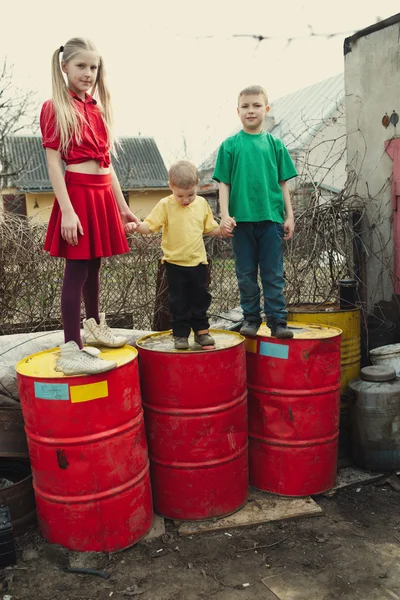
[0,59,39,187]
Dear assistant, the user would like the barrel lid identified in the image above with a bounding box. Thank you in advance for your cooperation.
[361,366,396,382]
[257,321,342,340]
[369,343,400,357]
[15,345,137,379]
[136,329,244,353]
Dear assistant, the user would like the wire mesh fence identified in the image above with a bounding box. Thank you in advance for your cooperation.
[0,203,357,336]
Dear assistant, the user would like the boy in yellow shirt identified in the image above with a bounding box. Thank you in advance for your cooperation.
[125,161,228,350]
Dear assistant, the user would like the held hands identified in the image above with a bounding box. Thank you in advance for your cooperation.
[120,209,140,228]
[283,216,295,241]
[124,221,142,234]
[220,216,237,238]
[61,211,84,246]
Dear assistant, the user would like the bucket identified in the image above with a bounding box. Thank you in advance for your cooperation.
[370,343,400,376]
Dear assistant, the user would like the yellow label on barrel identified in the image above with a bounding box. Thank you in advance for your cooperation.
[70,380,108,404]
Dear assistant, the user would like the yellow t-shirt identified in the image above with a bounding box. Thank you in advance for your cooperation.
[144,195,219,267]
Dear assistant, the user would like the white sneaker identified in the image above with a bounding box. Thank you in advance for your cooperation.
[83,313,128,348]
[55,341,117,375]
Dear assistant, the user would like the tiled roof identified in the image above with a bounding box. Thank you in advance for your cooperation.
[199,73,344,179]
[2,135,168,192]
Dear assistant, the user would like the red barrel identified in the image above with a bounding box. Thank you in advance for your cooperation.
[137,330,248,520]
[16,346,153,551]
[246,323,341,496]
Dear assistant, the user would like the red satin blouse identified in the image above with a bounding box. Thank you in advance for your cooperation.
[40,91,111,168]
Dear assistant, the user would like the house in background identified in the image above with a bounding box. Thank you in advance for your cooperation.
[199,73,346,213]
[0,136,169,223]
[345,12,400,317]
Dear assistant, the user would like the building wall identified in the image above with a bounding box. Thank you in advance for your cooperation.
[303,108,347,192]
[128,189,169,219]
[8,189,169,224]
[26,192,54,224]
[345,19,400,310]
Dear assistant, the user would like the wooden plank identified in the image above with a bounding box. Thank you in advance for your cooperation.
[261,572,325,600]
[324,466,385,497]
[142,515,166,542]
[176,488,323,536]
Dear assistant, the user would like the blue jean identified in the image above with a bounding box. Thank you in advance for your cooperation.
[231,221,287,326]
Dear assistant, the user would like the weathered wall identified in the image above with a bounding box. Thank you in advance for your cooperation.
[26,192,53,223]
[345,18,400,310]
[302,108,347,193]
[128,189,168,219]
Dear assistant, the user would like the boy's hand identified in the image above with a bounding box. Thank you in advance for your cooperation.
[283,216,295,241]
[221,216,236,234]
[124,222,139,234]
[219,227,233,239]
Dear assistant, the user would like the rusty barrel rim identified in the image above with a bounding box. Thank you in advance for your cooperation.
[136,329,245,353]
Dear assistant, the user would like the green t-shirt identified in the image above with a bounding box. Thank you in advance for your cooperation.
[212,130,298,223]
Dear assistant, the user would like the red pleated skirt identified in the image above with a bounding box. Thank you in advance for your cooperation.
[44,172,129,259]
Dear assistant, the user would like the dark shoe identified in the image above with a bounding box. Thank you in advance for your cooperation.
[239,320,260,336]
[194,332,215,347]
[270,321,294,339]
[174,336,189,350]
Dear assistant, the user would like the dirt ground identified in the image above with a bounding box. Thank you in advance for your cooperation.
[2,484,400,600]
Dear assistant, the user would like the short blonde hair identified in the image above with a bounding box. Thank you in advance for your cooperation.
[238,85,268,106]
[169,161,199,188]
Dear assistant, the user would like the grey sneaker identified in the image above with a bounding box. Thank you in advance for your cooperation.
[270,321,294,339]
[55,341,117,375]
[194,332,215,347]
[174,337,189,350]
[239,320,260,336]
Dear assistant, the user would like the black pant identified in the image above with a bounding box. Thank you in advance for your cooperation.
[165,262,211,337]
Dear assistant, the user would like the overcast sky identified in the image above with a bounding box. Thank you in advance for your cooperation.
[2,0,399,164]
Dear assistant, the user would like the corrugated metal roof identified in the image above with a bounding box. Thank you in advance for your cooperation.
[268,73,344,152]
[2,135,168,192]
[199,73,344,178]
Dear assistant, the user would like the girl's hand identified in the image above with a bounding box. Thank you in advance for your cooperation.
[283,216,295,241]
[120,209,140,227]
[61,211,84,245]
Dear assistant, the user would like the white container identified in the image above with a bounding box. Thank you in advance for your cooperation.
[370,343,400,376]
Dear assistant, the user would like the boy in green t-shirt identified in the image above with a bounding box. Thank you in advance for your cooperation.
[213,85,298,339]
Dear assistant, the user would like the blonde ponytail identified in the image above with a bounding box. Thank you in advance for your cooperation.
[50,38,115,155]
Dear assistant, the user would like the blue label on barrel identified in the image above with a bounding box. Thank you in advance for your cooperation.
[259,341,289,359]
[34,382,70,400]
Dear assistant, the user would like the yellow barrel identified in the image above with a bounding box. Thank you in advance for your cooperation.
[288,303,361,394]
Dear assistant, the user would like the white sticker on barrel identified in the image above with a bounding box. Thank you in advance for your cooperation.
[259,341,289,360]
[34,382,70,400]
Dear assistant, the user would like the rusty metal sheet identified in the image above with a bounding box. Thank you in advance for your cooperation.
[0,408,29,458]
[0,459,36,534]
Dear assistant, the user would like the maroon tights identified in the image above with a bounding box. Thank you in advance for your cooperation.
[61,258,101,348]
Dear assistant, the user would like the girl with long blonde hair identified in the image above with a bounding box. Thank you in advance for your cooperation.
[40,37,139,375]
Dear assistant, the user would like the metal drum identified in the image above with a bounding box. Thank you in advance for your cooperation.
[137,330,248,520]
[289,303,360,394]
[349,366,400,471]
[246,322,341,496]
[16,345,153,552]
